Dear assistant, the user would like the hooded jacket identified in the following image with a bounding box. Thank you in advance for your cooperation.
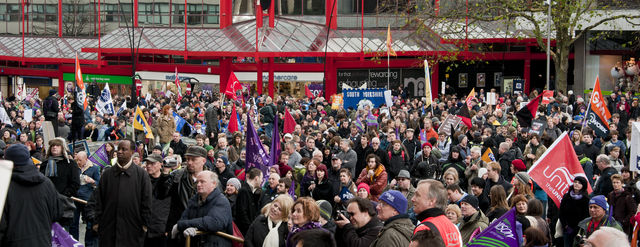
[459,210,489,244]
[0,164,63,247]
[370,215,414,247]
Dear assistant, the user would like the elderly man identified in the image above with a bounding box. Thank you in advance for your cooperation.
[87,139,152,247]
[259,172,280,207]
[335,197,383,247]
[412,179,462,247]
[166,145,208,238]
[576,195,623,239]
[170,132,188,159]
[585,227,630,247]
[285,141,302,168]
[144,153,172,247]
[371,190,414,247]
[385,170,416,208]
[1,144,62,246]
[172,171,233,247]
[593,154,618,196]
[336,138,357,176]
[458,196,489,244]
[71,151,100,246]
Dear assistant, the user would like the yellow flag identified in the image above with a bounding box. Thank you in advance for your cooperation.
[481,148,496,163]
[133,106,154,139]
[465,88,476,108]
[424,60,432,108]
[32,157,42,165]
[386,25,397,56]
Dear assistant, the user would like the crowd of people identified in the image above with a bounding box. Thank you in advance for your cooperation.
[0,85,638,247]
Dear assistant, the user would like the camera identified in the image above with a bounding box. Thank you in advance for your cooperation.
[335,210,350,220]
[163,158,178,168]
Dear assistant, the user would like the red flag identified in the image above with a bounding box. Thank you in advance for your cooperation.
[283,109,296,134]
[305,85,314,99]
[228,104,239,133]
[456,105,472,129]
[528,132,593,207]
[225,72,243,100]
[75,53,88,110]
[515,92,543,128]
[174,67,183,102]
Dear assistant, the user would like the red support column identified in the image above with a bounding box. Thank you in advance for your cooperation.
[257,59,263,94]
[219,0,232,28]
[325,0,336,30]
[58,73,65,96]
[432,62,439,100]
[325,57,337,97]
[268,57,274,97]
[268,0,274,27]
[219,57,231,95]
[58,0,62,37]
[134,0,139,27]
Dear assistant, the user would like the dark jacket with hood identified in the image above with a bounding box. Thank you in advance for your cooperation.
[370,214,414,247]
[498,148,518,181]
[178,187,233,247]
[559,177,590,234]
[338,217,383,247]
[0,163,63,247]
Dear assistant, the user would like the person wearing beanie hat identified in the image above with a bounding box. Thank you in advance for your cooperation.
[357,183,371,199]
[371,191,415,247]
[2,144,64,246]
[316,200,333,222]
[224,177,241,213]
[514,171,531,185]
[459,195,489,244]
[576,195,623,238]
[511,159,527,172]
[559,176,590,247]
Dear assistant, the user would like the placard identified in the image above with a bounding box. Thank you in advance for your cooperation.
[542,90,554,105]
[529,120,547,136]
[42,121,56,151]
[513,79,525,95]
[0,160,13,221]
[68,140,89,155]
[438,115,462,136]
[342,88,387,110]
[486,92,497,105]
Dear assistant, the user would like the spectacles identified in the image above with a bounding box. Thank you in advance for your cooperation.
[372,142,380,144]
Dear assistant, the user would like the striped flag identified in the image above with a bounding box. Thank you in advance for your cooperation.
[75,53,88,110]
[355,116,365,132]
[174,67,183,102]
[133,106,154,139]
[366,111,378,127]
[465,88,476,108]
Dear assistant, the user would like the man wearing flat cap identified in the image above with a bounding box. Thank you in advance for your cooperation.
[144,153,172,246]
[166,145,209,241]
[458,195,489,244]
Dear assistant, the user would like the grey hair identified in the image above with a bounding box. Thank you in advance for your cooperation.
[470,146,482,155]
[588,227,629,247]
[199,171,220,187]
[417,179,448,210]
[499,142,510,150]
[596,154,610,165]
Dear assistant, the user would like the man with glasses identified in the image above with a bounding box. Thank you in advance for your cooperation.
[371,190,413,247]
[335,197,383,247]
[214,155,235,189]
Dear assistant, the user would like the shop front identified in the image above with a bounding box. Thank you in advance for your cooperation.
[15,76,57,100]
[235,72,324,97]
[337,68,427,98]
[135,71,220,97]
[62,73,133,97]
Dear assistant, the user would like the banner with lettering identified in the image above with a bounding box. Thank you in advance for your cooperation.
[528,132,592,207]
[586,76,611,138]
[343,88,387,110]
[467,207,519,247]
[308,84,324,98]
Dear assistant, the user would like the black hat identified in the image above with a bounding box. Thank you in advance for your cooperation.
[144,153,163,163]
[4,144,33,166]
[153,145,163,151]
[460,195,480,210]
[184,145,207,158]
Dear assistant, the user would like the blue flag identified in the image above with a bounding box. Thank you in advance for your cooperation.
[96,83,115,115]
[467,207,520,247]
[269,117,281,167]
[173,112,187,132]
[246,114,270,179]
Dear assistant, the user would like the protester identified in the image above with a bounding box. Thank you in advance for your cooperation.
[0,144,63,246]
[86,139,152,247]
[371,190,414,247]
[235,168,264,234]
[71,151,100,246]
[575,195,624,239]
[245,195,294,247]
[287,197,325,246]
[412,179,462,247]
[144,153,172,247]
[335,197,382,247]
[458,195,489,244]
[559,176,590,247]
[355,154,388,202]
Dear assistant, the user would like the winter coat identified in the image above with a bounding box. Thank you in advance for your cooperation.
[387,149,408,180]
[498,149,517,181]
[523,143,547,169]
[354,144,372,178]
[170,139,188,159]
[312,179,336,207]
[608,189,637,234]
[77,164,100,201]
[336,148,357,177]
[411,154,440,181]
[178,188,233,247]
[338,217,383,247]
[594,167,618,196]
[43,95,59,120]
[86,162,152,247]
[370,215,414,247]
[148,174,171,238]
[167,168,198,233]
[234,180,263,234]
[0,164,63,247]
[40,157,81,197]
[244,215,288,247]
[355,166,388,201]
[205,105,221,138]
[575,216,623,242]
[460,210,489,244]
[559,191,590,235]
[578,143,600,163]
[154,114,176,144]
[259,103,277,124]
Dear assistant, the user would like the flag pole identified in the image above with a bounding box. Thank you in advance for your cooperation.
[580,85,595,133]
[387,51,390,89]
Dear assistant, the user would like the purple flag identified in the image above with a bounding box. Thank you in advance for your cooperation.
[355,116,365,132]
[419,128,427,144]
[288,179,297,199]
[88,143,110,168]
[366,111,378,127]
[51,222,82,247]
[246,114,270,178]
[467,207,520,247]
[269,117,281,167]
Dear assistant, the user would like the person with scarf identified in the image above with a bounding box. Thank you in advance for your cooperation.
[356,154,388,202]
[559,177,590,247]
[607,174,636,236]
[441,146,467,191]
[39,137,80,199]
[311,164,335,207]
[300,159,319,197]
[286,197,327,247]
[245,195,294,247]
[575,195,623,244]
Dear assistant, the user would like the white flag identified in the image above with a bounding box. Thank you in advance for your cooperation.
[0,107,11,125]
[116,100,127,116]
[96,83,115,115]
[630,122,640,172]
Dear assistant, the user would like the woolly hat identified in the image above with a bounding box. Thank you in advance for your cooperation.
[226,178,242,191]
[4,144,33,166]
[477,168,488,178]
[279,164,293,177]
[422,142,432,149]
[316,200,333,221]
[357,183,371,195]
[589,195,609,212]
[460,195,480,210]
[204,145,214,152]
[511,159,527,172]
[218,156,229,166]
[378,190,408,214]
[515,172,531,185]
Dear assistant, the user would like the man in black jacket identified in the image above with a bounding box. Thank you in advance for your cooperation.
[593,154,618,196]
[335,197,383,247]
[43,89,60,136]
[234,167,263,234]
[170,132,188,160]
[144,153,171,247]
[366,137,389,169]
[1,144,63,246]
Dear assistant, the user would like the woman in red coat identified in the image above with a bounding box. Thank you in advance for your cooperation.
[356,154,388,201]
